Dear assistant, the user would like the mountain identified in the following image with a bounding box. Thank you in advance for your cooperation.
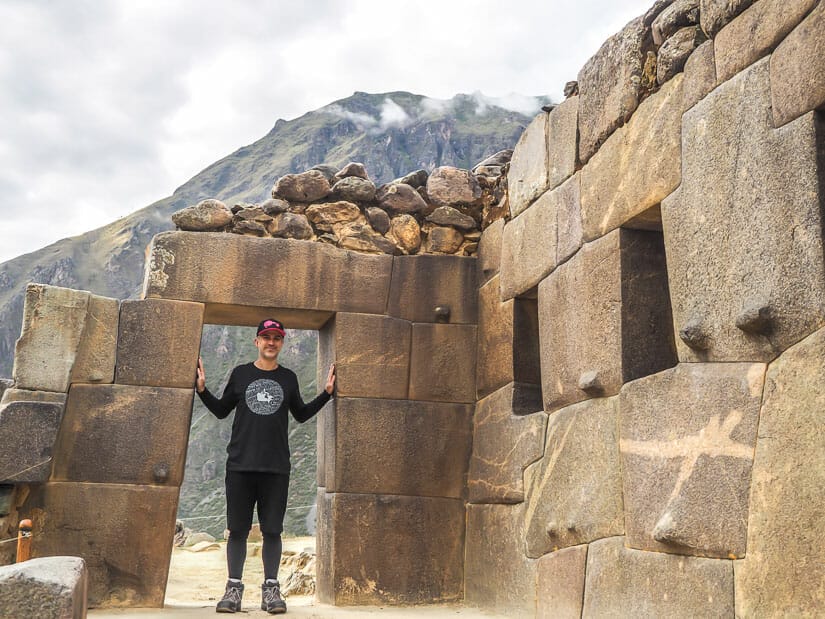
[0,90,547,535]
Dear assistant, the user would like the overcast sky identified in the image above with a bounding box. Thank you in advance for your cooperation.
[0,0,652,264]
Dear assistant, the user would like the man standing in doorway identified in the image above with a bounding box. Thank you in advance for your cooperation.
[196,318,335,614]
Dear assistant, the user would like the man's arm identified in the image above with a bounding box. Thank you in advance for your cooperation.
[289,364,335,423]
[196,358,239,419]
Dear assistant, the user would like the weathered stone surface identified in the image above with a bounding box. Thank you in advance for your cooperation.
[324,398,471,498]
[425,206,477,230]
[508,112,548,217]
[771,1,825,127]
[70,294,119,385]
[715,0,817,83]
[0,379,10,403]
[336,222,398,255]
[465,503,536,618]
[577,16,649,164]
[546,95,579,191]
[171,198,232,231]
[477,276,541,397]
[477,218,504,284]
[658,26,704,84]
[425,226,463,254]
[364,206,390,234]
[305,201,362,227]
[735,327,825,615]
[474,149,513,170]
[272,170,331,202]
[0,400,63,482]
[144,232,393,322]
[310,164,339,183]
[468,383,546,503]
[376,182,428,215]
[426,166,482,207]
[652,0,699,45]
[523,397,624,557]
[538,229,676,412]
[115,298,203,388]
[267,212,313,240]
[333,161,368,180]
[231,219,267,236]
[329,176,376,203]
[387,214,421,254]
[0,556,87,619]
[500,174,581,300]
[396,169,428,188]
[232,206,271,225]
[409,323,477,403]
[700,0,755,37]
[619,362,765,558]
[324,313,410,399]
[387,254,477,324]
[0,388,65,406]
[582,536,735,617]
[661,59,825,362]
[682,40,717,110]
[261,198,289,215]
[13,284,89,393]
[51,384,193,486]
[580,75,683,241]
[317,492,464,604]
[25,482,178,607]
[537,545,587,619]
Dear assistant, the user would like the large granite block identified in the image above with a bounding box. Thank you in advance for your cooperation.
[682,40,717,111]
[538,229,676,412]
[317,492,464,605]
[465,503,536,618]
[546,96,578,192]
[662,59,825,362]
[12,284,89,392]
[387,254,477,324]
[115,298,203,388]
[0,399,64,482]
[500,175,581,300]
[477,218,503,285]
[508,112,549,217]
[700,0,755,37]
[468,383,546,504]
[582,536,735,617]
[409,323,477,403]
[70,294,119,385]
[619,362,765,558]
[0,556,87,619]
[580,75,683,242]
[51,384,194,486]
[477,276,541,397]
[577,16,649,164]
[523,397,624,557]
[323,313,410,399]
[324,397,472,498]
[770,0,825,127]
[24,482,179,607]
[714,0,816,83]
[735,327,825,615]
[143,231,392,322]
[537,545,587,619]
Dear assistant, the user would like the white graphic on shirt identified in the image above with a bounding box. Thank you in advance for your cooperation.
[245,379,284,415]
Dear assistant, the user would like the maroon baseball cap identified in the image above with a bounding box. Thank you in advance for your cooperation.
[257,318,285,337]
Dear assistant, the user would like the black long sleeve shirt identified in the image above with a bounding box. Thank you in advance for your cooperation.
[197,362,331,474]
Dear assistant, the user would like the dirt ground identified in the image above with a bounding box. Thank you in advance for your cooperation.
[89,537,505,618]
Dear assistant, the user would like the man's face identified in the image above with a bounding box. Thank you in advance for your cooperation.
[255,331,284,361]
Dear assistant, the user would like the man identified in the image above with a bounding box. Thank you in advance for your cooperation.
[196,318,335,614]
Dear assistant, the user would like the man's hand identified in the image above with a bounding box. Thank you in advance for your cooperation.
[196,357,206,393]
[324,363,336,395]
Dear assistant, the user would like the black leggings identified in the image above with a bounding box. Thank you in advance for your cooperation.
[225,471,289,581]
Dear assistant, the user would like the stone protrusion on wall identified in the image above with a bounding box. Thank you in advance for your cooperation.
[536,545,588,619]
[619,362,765,559]
[26,482,178,607]
[770,0,825,127]
[662,59,825,363]
[467,383,546,504]
[522,397,624,558]
[500,174,582,300]
[50,384,194,486]
[465,502,537,618]
[735,326,825,615]
[316,492,465,605]
[582,536,735,617]
[538,228,676,413]
[579,74,683,242]
[115,298,204,389]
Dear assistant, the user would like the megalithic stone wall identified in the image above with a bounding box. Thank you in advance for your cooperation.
[470,0,825,616]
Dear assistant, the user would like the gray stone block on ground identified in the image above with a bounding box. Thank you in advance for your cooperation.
[0,556,87,619]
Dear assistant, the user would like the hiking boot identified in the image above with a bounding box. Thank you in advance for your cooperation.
[216,580,244,613]
[261,580,287,614]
